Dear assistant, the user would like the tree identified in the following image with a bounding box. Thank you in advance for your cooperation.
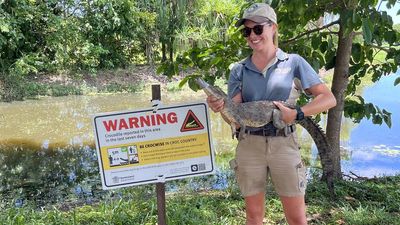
[0,0,60,100]
[158,0,400,184]
[0,0,159,101]
[157,0,189,62]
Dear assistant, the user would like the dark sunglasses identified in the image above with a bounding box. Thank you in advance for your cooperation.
[241,23,270,37]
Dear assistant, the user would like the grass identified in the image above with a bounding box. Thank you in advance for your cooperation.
[24,82,83,98]
[2,137,398,225]
[20,81,145,100]
[0,175,399,225]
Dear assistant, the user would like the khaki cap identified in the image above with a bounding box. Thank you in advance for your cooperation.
[236,3,277,27]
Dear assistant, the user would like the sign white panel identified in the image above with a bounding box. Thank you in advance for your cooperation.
[93,102,215,189]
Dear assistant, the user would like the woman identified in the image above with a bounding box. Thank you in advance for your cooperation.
[207,3,336,225]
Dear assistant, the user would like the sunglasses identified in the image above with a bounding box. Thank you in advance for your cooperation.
[241,23,270,37]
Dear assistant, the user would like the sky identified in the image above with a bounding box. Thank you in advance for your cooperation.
[378,2,399,24]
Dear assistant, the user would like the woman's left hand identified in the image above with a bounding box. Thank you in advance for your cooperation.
[273,101,297,124]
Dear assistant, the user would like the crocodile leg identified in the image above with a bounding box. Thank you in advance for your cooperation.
[272,109,286,129]
[230,122,236,139]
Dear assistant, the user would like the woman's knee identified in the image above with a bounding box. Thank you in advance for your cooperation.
[245,193,265,224]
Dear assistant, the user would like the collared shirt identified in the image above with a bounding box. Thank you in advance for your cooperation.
[228,48,322,102]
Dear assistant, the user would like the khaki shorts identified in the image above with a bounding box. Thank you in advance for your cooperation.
[230,133,307,197]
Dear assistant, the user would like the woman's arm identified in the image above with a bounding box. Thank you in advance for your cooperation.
[274,83,336,124]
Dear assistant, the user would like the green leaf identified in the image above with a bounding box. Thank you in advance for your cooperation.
[156,63,168,74]
[178,76,190,88]
[0,24,10,32]
[383,114,392,128]
[320,41,328,53]
[188,78,201,91]
[311,59,320,72]
[325,54,336,70]
[210,57,222,66]
[384,31,396,45]
[311,36,320,49]
[296,4,305,16]
[372,115,382,124]
[351,43,362,63]
[362,18,373,44]
[352,12,362,28]
[366,48,374,62]
[394,77,400,86]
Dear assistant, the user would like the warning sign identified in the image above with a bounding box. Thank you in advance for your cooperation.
[92,102,215,189]
[180,110,204,132]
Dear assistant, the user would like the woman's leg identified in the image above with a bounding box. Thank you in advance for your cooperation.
[280,195,307,225]
[244,192,265,225]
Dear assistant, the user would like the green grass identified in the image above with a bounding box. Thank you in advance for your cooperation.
[14,80,145,101]
[97,82,144,93]
[20,82,83,99]
[1,176,399,225]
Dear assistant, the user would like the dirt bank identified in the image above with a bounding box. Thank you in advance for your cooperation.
[32,65,182,88]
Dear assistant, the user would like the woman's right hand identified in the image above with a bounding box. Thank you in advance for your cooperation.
[206,96,224,113]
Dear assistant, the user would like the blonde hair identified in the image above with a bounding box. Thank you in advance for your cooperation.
[273,25,279,47]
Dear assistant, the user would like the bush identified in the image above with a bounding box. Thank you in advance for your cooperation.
[50,85,82,97]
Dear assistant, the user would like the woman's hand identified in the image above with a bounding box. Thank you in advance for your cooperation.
[207,96,224,112]
[273,101,297,124]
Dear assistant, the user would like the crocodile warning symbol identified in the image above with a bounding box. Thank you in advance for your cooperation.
[180,110,204,132]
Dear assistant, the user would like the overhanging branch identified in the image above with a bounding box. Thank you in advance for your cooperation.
[367,44,391,53]
[281,20,340,45]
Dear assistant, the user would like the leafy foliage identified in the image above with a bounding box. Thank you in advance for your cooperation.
[0,0,248,101]
[158,0,400,128]
[344,95,392,127]
[0,0,159,101]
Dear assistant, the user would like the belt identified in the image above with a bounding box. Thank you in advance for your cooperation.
[238,123,296,137]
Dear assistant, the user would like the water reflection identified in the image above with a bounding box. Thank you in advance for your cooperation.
[341,73,400,177]
[0,88,236,208]
[0,145,101,208]
[0,144,235,208]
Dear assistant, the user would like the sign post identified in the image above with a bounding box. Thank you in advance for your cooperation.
[152,84,166,225]
[92,84,215,225]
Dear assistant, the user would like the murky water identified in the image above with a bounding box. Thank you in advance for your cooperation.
[0,88,237,207]
[0,90,230,150]
[1,73,399,207]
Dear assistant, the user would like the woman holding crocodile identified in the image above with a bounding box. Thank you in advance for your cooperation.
[207,3,336,225]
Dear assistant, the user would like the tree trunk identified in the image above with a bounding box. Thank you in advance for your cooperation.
[145,43,153,66]
[161,42,167,62]
[326,21,354,179]
[169,37,174,62]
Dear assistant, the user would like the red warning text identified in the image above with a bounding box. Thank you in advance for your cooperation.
[103,112,178,132]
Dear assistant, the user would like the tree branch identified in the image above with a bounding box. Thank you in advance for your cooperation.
[367,44,391,53]
[281,20,340,45]
[322,0,346,11]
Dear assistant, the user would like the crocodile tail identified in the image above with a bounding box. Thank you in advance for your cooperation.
[214,86,228,98]
[195,78,209,88]
[298,117,335,197]
[196,78,227,99]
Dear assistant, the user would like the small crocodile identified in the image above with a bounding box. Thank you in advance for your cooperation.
[196,77,290,138]
[196,77,335,196]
